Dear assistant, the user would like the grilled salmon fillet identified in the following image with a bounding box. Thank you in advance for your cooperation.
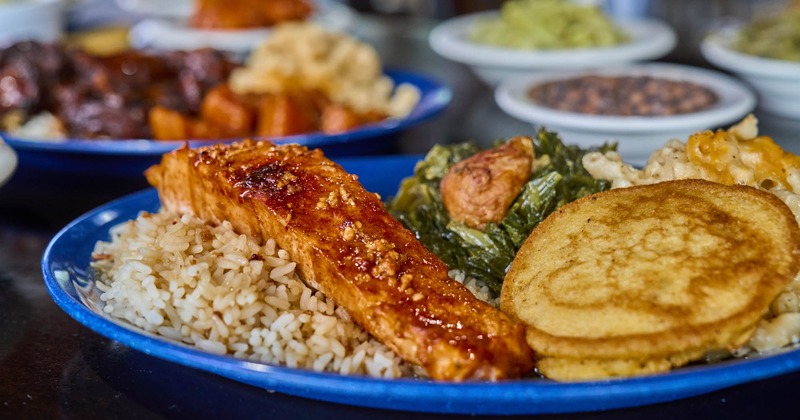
[501,179,800,381]
[145,140,534,381]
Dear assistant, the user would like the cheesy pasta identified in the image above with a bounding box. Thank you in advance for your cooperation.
[583,115,800,356]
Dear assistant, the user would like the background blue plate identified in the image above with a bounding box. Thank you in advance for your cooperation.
[3,70,451,177]
[42,155,800,415]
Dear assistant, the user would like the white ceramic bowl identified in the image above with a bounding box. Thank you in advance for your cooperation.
[428,10,676,85]
[495,63,756,166]
[702,24,800,120]
[0,0,64,46]
[115,0,193,19]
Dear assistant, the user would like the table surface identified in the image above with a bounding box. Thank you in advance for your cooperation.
[4,11,800,420]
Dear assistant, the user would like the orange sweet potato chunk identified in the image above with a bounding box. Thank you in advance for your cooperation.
[255,93,318,137]
[149,106,189,141]
[200,84,255,137]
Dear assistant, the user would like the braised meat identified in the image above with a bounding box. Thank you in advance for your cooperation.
[0,41,236,139]
[0,41,68,115]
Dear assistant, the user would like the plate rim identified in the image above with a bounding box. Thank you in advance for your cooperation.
[40,155,800,415]
[2,69,452,156]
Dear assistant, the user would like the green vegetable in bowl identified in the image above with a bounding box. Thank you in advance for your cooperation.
[736,7,800,61]
[469,0,629,50]
[386,129,613,295]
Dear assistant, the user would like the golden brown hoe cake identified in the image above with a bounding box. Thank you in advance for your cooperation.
[145,139,534,381]
[500,179,800,381]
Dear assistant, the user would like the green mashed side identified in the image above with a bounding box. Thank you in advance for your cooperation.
[736,7,800,61]
[469,0,629,50]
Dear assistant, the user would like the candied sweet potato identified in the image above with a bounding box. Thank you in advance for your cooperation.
[190,0,313,29]
[150,106,223,140]
[149,106,188,140]
[320,104,361,134]
[200,84,255,137]
[255,93,318,137]
[321,103,388,134]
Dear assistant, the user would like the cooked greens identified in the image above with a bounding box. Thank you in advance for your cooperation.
[386,129,613,295]
[737,7,800,62]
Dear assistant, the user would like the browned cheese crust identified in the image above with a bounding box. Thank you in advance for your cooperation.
[500,179,800,380]
[145,139,535,381]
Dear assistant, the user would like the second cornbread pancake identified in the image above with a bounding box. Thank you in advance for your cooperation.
[500,179,800,380]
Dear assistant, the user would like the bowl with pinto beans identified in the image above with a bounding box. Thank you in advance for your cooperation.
[494,63,756,166]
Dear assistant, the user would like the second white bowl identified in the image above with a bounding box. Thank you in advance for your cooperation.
[495,63,756,166]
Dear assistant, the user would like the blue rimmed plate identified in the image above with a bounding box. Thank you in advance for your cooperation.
[42,155,800,415]
[3,70,451,177]
[0,138,16,187]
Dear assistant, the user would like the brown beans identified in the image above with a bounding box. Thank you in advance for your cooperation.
[527,75,718,116]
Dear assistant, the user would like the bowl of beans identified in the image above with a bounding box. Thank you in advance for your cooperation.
[495,63,756,166]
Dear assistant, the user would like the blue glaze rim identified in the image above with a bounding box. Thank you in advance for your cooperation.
[4,70,452,156]
[41,155,800,415]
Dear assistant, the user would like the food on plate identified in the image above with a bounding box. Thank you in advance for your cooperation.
[0,41,235,139]
[142,139,534,381]
[582,115,800,212]
[584,115,800,357]
[527,75,718,116]
[440,136,535,229]
[86,112,800,382]
[190,0,313,30]
[1,23,421,141]
[92,211,411,377]
[735,5,800,61]
[387,130,613,295]
[469,0,629,50]
[148,82,387,140]
[388,116,800,380]
[230,22,420,119]
[151,22,420,140]
[500,179,800,381]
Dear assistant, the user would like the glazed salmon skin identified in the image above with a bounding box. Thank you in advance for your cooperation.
[145,140,534,381]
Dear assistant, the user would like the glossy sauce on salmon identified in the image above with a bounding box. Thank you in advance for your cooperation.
[146,140,534,381]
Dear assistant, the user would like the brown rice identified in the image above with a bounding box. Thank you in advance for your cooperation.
[91,210,413,378]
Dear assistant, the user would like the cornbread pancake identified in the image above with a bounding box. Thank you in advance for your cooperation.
[500,179,800,381]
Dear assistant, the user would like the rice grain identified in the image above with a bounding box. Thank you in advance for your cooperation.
[91,210,410,378]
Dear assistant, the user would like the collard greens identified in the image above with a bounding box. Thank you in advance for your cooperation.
[386,129,613,295]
